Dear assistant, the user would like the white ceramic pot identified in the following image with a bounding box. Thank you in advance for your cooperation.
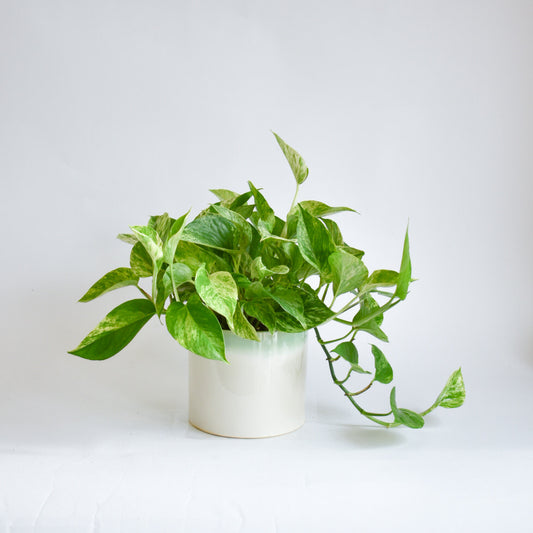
[189,330,307,438]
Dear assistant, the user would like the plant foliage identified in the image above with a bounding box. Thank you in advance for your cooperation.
[69,132,465,428]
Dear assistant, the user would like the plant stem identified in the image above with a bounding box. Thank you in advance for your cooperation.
[334,317,353,326]
[419,403,438,417]
[315,327,398,427]
[281,183,300,238]
[352,297,401,328]
[346,380,374,396]
[321,284,329,303]
[327,296,360,324]
[170,266,179,301]
[288,183,300,215]
[317,329,354,345]
[137,285,152,301]
[336,368,353,384]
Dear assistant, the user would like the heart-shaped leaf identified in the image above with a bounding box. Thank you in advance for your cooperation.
[165,295,226,361]
[195,264,238,322]
[390,388,425,429]
[230,303,260,341]
[328,249,368,298]
[433,368,465,409]
[296,205,335,274]
[269,286,306,327]
[182,214,240,251]
[332,342,358,364]
[244,300,277,333]
[248,181,275,234]
[371,344,393,384]
[79,268,138,302]
[69,299,156,360]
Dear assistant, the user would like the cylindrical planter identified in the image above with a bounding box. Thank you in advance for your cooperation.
[189,330,307,438]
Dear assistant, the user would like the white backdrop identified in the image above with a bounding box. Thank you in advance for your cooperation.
[1,1,532,531]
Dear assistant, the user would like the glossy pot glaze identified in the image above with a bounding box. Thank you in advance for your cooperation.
[189,330,307,438]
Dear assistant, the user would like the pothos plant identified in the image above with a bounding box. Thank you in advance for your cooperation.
[69,132,465,429]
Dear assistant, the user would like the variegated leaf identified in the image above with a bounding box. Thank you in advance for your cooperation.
[272,132,309,184]
[166,295,226,361]
[68,299,155,360]
[79,267,139,302]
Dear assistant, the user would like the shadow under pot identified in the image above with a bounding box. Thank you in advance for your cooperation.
[188,330,307,438]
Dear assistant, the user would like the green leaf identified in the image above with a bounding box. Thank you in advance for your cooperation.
[298,286,335,328]
[174,241,231,273]
[69,299,155,360]
[131,225,165,303]
[117,233,137,245]
[250,256,289,281]
[268,286,306,327]
[235,204,255,220]
[272,131,309,185]
[163,212,189,265]
[371,344,393,384]
[79,268,139,302]
[361,270,399,292]
[296,205,335,273]
[232,272,252,288]
[211,204,252,249]
[281,242,306,279]
[148,213,173,243]
[333,341,358,364]
[165,295,226,361]
[230,303,260,341]
[353,295,384,327]
[244,300,277,333]
[210,189,239,202]
[328,250,368,298]
[275,310,306,333]
[390,388,425,429]
[245,281,269,300]
[395,227,412,300]
[181,214,240,251]
[322,218,343,245]
[175,282,196,302]
[357,320,389,342]
[154,268,169,316]
[229,191,254,210]
[130,242,153,277]
[299,200,357,217]
[130,225,164,267]
[159,263,193,305]
[272,216,286,236]
[433,368,465,409]
[248,181,275,233]
[165,262,193,287]
[351,364,372,375]
[195,264,238,322]
[338,245,365,259]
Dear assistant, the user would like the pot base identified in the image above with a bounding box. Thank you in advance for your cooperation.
[188,420,305,439]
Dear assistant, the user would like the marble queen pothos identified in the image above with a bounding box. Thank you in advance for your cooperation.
[69,132,465,429]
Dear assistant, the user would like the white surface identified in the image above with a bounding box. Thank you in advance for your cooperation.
[189,331,307,438]
[1,1,532,531]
